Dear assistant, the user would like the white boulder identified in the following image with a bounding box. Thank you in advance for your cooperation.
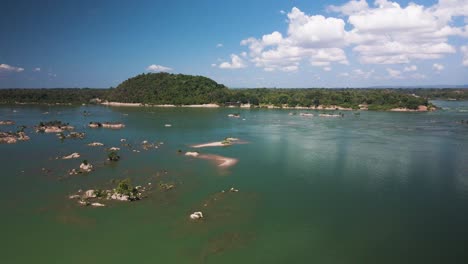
[79,162,93,172]
[84,189,96,198]
[88,142,104,147]
[185,152,199,157]
[62,152,80,159]
[190,211,203,220]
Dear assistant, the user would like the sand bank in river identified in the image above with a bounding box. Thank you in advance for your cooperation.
[191,138,241,148]
[186,153,238,168]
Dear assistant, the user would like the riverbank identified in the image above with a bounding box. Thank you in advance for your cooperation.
[100,101,434,112]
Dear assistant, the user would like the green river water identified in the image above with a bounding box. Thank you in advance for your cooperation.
[1,100,467,264]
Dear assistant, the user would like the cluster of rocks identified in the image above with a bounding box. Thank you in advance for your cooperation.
[69,181,150,207]
[88,122,125,129]
[0,120,15,125]
[0,131,30,144]
[141,140,163,150]
[68,161,94,175]
[103,122,125,129]
[35,121,74,133]
[57,131,86,140]
[227,113,240,118]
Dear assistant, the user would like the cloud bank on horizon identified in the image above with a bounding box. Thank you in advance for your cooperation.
[218,0,468,82]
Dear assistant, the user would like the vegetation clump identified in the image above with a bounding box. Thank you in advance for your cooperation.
[159,182,176,191]
[107,151,120,161]
[115,178,138,197]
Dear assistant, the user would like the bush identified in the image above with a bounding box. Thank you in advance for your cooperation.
[116,178,137,196]
[108,151,120,161]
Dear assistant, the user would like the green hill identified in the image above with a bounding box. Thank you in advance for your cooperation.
[106,72,229,104]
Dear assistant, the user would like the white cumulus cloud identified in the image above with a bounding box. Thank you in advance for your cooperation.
[146,64,172,72]
[403,65,418,72]
[328,0,369,16]
[33,67,41,72]
[219,54,247,69]
[226,1,468,72]
[0,63,24,72]
[461,45,468,66]
[353,68,374,78]
[432,63,445,71]
[346,0,459,64]
[240,7,349,72]
[386,68,403,78]
[216,43,223,48]
[411,73,426,79]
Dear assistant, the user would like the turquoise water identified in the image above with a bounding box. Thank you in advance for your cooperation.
[1,101,468,263]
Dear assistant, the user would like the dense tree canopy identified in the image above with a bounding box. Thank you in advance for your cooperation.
[0,88,106,104]
[106,72,229,104]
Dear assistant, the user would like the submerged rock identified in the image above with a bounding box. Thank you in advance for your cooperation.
[65,132,86,139]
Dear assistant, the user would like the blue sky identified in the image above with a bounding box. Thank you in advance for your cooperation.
[0,0,467,88]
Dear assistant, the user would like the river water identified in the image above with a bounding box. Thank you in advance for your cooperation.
[1,100,467,263]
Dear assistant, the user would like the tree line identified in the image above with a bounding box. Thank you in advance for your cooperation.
[1,73,466,110]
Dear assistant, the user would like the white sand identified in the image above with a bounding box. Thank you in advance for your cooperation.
[191,141,230,148]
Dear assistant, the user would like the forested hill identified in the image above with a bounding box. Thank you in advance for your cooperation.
[106,72,229,104]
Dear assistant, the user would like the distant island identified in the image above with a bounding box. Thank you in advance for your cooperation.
[1,72,467,110]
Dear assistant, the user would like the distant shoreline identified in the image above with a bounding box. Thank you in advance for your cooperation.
[100,101,434,112]
[0,101,436,112]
